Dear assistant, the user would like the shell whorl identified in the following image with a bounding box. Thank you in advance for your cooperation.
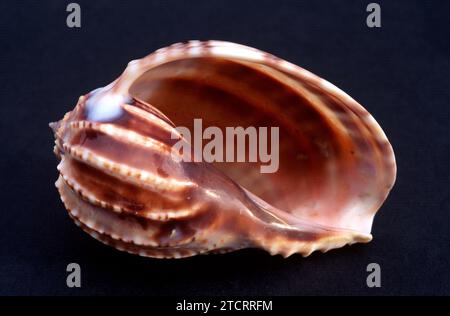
[51,41,396,258]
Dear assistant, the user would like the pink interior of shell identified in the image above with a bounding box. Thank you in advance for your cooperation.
[117,47,396,235]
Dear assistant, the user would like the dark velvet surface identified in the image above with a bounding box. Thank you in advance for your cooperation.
[0,0,449,295]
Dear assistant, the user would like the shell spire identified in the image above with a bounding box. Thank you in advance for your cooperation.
[51,41,396,258]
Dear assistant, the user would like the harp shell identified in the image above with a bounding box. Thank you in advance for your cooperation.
[51,41,396,258]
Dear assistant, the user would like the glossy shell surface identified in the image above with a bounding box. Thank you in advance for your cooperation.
[51,41,396,258]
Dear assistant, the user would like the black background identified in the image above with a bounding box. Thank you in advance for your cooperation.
[1,0,449,295]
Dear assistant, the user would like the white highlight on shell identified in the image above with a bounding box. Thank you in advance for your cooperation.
[189,46,203,56]
[153,52,165,64]
[319,79,341,94]
[210,46,265,62]
[127,60,140,72]
[85,87,128,123]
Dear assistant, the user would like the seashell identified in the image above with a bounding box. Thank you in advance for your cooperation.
[50,41,396,258]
